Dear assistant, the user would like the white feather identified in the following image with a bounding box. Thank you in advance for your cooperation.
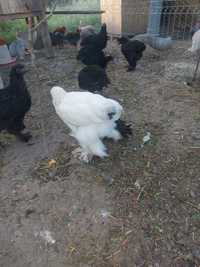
[50,86,123,161]
[188,29,200,53]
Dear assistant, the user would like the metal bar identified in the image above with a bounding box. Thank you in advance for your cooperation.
[147,0,164,35]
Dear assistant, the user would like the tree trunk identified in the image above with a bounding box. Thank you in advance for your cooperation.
[37,14,54,58]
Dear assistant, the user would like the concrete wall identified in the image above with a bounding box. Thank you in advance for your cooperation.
[101,0,122,35]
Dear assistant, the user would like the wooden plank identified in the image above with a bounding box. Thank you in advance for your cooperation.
[0,0,44,15]
[0,12,42,20]
[45,10,105,15]
[0,10,104,21]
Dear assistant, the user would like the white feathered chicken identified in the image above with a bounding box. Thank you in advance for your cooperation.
[188,29,200,82]
[188,29,200,53]
[51,86,132,162]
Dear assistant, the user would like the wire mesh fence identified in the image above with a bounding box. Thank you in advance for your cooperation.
[160,0,200,39]
[121,0,200,40]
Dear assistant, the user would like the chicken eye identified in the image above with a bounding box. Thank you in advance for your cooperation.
[108,112,115,119]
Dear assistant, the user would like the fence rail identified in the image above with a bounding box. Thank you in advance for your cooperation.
[46,10,105,15]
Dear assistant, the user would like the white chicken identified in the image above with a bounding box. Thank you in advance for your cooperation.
[51,86,131,163]
[188,29,200,53]
[188,29,200,82]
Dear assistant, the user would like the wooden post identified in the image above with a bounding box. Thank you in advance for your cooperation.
[36,13,54,58]
[192,52,200,82]
[27,16,35,64]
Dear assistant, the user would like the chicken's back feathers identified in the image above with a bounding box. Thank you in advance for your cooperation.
[64,31,80,46]
[122,39,146,54]
[80,23,108,51]
[78,65,110,92]
[51,87,123,128]
[77,46,113,68]
[79,25,96,41]
[118,37,146,70]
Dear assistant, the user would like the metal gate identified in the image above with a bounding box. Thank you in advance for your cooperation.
[160,0,200,39]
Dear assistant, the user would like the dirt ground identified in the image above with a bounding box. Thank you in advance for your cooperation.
[0,40,200,267]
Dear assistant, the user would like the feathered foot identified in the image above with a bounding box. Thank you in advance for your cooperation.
[115,119,132,138]
[127,66,136,72]
[72,147,82,157]
[72,147,93,163]
[16,132,32,142]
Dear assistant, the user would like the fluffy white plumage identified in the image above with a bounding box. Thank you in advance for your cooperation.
[188,29,200,53]
[51,86,123,162]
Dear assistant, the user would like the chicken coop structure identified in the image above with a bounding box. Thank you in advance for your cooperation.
[0,0,44,20]
[0,0,53,57]
[101,0,200,39]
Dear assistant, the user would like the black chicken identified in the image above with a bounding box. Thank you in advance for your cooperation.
[0,64,32,142]
[64,31,80,46]
[117,37,146,71]
[49,26,67,48]
[80,23,108,51]
[50,32,65,48]
[78,65,110,92]
[77,45,113,68]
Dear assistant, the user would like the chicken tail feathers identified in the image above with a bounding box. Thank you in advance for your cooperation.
[115,119,132,138]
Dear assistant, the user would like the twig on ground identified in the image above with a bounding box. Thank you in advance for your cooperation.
[137,186,146,201]
[176,197,200,211]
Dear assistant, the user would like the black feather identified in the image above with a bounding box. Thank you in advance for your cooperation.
[80,23,108,51]
[50,32,65,47]
[0,64,32,142]
[77,45,113,68]
[64,31,80,46]
[78,65,110,92]
[118,37,146,71]
[115,119,132,138]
